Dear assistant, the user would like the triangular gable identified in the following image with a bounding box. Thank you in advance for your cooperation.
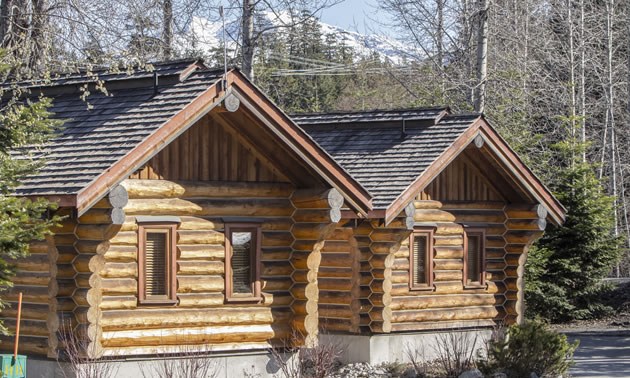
[129,112,291,183]
[421,152,505,202]
[75,69,372,215]
[385,116,565,225]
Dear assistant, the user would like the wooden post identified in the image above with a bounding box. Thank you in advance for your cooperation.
[14,292,22,359]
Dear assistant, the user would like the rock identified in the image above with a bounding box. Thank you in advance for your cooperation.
[530,373,538,378]
[329,362,392,377]
[491,373,507,378]
[459,369,483,378]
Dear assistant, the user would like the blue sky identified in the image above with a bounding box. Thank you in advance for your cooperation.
[319,0,388,35]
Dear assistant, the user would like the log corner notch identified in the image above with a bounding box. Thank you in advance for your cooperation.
[74,184,128,358]
[503,203,547,324]
[290,188,343,347]
[368,202,415,333]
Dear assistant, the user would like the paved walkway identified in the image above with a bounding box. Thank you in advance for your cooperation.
[564,330,630,377]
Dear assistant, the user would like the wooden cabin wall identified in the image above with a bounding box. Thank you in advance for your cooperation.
[368,217,413,333]
[389,200,507,332]
[0,233,58,356]
[129,114,290,184]
[386,151,545,332]
[91,178,297,356]
[290,189,344,346]
[317,226,362,333]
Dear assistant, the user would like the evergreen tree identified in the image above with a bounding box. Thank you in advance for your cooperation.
[254,12,352,113]
[0,51,62,333]
[525,133,623,322]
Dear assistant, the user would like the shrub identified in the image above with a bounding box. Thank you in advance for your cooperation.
[270,330,343,378]
[478,320,578,378]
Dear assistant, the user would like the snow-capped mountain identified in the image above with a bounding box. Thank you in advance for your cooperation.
[178,15,420,65]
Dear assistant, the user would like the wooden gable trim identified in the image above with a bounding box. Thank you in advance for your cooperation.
[75,68,373,217]
[384,118,484,225]
[385,116,565,226]
[476,120,565,225]
[227,71,372,215]
[75,78,226,215]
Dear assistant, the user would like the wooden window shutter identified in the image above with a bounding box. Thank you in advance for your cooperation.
[145,232,167,296]
[138,223,178,305]
[464,228,486,288]
[225,223,262,303]
[409,228,433,290]
[413,235,427,285]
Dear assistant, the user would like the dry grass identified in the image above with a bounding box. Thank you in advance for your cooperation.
[270,330,344,378]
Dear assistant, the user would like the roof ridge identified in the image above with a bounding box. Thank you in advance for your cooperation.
[2,58,208,89]
[290,106,448,117]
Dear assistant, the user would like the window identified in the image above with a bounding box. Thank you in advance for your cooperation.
[463,228,486,288]
[225,223,262,302]
[409,228,434,290]
[137,222,178,305]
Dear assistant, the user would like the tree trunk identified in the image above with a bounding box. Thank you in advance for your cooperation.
[474,0,489,113]
[0,0,12,47]
[162,0,173,60]
[29,0,48,75]
[567,0,576,147]
[579,0,586,162]
[437,0,444,71]
[241,0,255,80]
[606,0,619,276]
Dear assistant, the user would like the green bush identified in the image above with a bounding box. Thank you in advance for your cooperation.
[478,320,579,378]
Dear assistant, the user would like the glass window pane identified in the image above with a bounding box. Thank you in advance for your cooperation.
[467,235,480,283]
[231,231,253,294]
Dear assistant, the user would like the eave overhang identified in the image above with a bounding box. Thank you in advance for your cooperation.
[383,116,566,226]
[34,68,373,216]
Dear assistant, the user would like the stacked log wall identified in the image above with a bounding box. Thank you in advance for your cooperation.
[290,189,342,346]
[387,199,545,332]
[95,179,296,356]
[0,233,59,356]
[368,203,415,333]
[317,225,360,333]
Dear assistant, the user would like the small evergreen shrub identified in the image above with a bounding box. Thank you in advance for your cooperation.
[478,320,578,378]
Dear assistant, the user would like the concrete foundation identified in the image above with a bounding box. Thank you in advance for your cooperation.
[24,329,492,377]
[321,328,492,365]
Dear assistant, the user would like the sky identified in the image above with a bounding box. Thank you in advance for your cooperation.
[318,0,389,35]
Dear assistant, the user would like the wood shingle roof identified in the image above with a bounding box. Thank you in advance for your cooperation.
[296,110,480,209]
[5,60,564,223]
[11,60,222,197]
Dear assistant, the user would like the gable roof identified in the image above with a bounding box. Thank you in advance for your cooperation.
[294,111,470,209]
[295,109,566,225]
[8,59,564,225]
[9,60,372,215]
[12,59,217,201]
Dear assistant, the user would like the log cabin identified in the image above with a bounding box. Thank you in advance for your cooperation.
[3,59,565,369]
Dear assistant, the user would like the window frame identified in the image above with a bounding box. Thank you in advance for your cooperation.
[463,228,486,289]
[408,227,434,291]
[137,222,178,306]
[224,223,262,303]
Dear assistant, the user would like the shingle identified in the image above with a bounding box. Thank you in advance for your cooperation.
[298,111,480,209]
[11,64,223,197]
